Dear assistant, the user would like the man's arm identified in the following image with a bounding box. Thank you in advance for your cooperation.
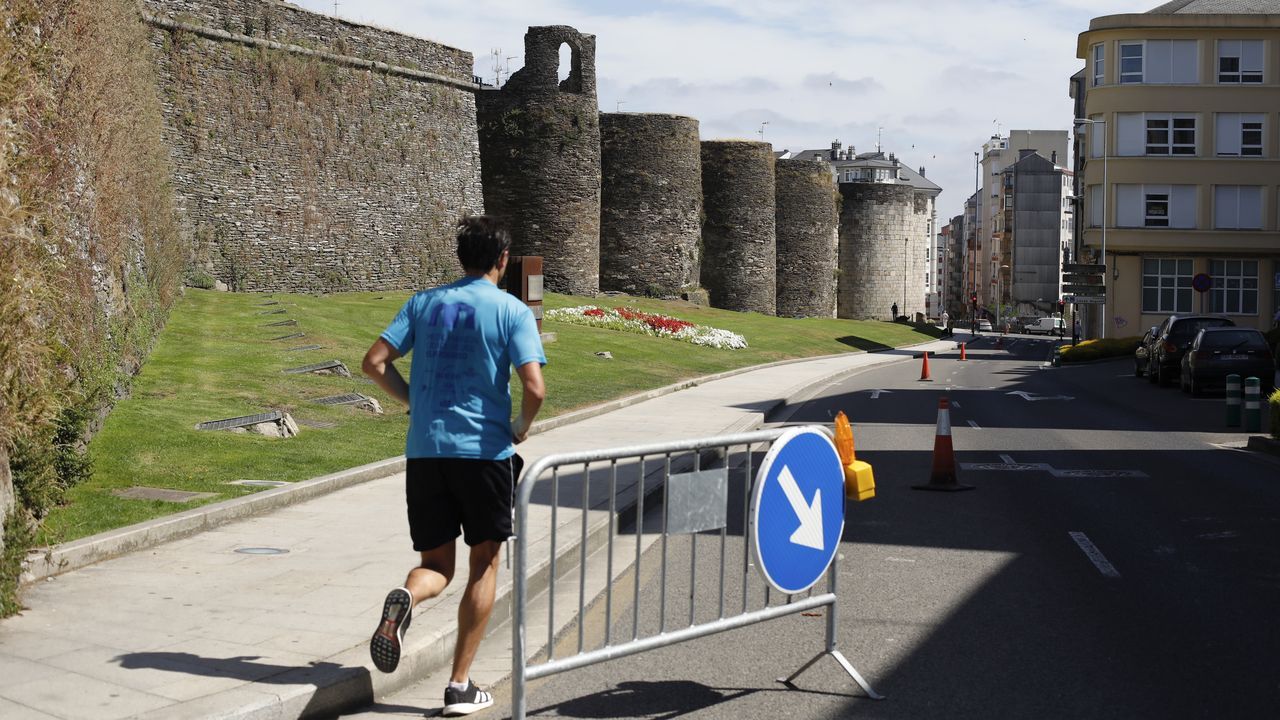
[511,361,545,444]
[362,338,410,407]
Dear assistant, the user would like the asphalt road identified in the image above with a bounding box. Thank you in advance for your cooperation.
[502,334,1280,720]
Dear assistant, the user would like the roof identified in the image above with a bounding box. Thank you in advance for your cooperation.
[790,144,940,195]
[1147,0,1280,12]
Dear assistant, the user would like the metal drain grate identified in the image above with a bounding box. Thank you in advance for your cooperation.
[271,333,305,341]
[196,411,283,431]
[285,344,324,352]
[283,360,347,375]
[114,487,218,503]
[294,418,338,429]
[256,301,280,306]
[313,393,368,406]
[263,319,298,327]
[257,309,287,316]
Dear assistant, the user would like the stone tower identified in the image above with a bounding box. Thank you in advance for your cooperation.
[837,183,930,320]
[599,113,703,296]
[699,140,776,315]
[775,159,838,318]
[477,26,601,295]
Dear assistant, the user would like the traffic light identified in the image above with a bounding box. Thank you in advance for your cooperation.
[970,292,978,307]
[1058,299,1065,313]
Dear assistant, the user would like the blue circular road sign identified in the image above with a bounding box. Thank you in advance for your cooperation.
[750,427,846,594]
[1192,273,1213,293]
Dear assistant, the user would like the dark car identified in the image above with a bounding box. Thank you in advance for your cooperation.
[1181,327,1276,397]
[1134,326,1158,377]
[1147,314,1235,386]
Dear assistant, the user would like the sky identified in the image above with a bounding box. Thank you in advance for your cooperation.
[292,0,1145,222]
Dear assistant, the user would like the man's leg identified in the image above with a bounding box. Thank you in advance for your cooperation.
[406,542,457,606]
[450,540,502,683]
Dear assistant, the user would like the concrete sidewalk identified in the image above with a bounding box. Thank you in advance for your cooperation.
[0,338,959,720]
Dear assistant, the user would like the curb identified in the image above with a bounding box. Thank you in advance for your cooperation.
[21,338,947,584]
[1246,435,1280,459]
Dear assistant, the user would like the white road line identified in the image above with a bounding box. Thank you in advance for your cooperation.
[1068,531,1121,578]
[951,400,962,408]
[999,454,1015,465]
[967,420,980,429]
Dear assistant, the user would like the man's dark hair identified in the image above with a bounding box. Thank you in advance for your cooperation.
[456,216,512,272]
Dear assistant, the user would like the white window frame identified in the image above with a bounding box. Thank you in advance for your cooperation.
[1116,184,1196,228]
[1217,40,1263,84]
[1118,40,1197,84]
[1145,192,1170,227]
[1213,185,1263,230]
[1092,43,1105,86]
[1215,113,1264,157]
[1142,258,1194,314]
[1088,184,1103,228]
[1208,259,1259,315]
[1144,114,1197,156]
[1119,42,1144,83]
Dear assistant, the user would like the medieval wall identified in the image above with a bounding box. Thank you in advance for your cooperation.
[775,159,837,318]
[699,141,776,315]
[598,113,702,296]
[142,0,484,292]
[837,183,930,320]
[477,26,601,295]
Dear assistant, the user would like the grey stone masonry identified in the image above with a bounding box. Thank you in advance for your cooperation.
[477,26,601,296]
[599,113,702,296]
[0,448,10,554]
[699,141,776,315]
[142,0,484,293]
[775,159,837,318]
[837,183,930,320]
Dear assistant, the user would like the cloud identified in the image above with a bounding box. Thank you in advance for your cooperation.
[801,73,883,95]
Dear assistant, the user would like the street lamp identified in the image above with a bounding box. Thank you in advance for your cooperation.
[1073,117,1107,339]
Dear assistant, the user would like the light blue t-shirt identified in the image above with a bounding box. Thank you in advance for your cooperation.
[381,276,546,460]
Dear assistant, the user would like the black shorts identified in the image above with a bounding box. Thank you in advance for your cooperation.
[405,454,523,551]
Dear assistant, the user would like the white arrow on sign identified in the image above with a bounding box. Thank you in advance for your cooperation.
[777,465,824,550]
[1007,391,1075,402]
[868,389,893,399]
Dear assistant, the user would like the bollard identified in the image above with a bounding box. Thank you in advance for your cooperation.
[1226,374,1241,427]
[1244,376,1261,433]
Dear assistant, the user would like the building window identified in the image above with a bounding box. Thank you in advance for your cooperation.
[1145,193,1169,227]
[1145,115,1196,155]
[1116,184,1196,228]
[1218,40,1263,83]
[1119,42,1143,83]
[1215,113,1264,157]
[1092,43,1105,86]
[1208,259,1258,315]
[1087,184,1103,227]
[1213,186,1263,229]
[1142,258,1193,313]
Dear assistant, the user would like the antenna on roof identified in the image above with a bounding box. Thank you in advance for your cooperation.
[876,126,883,153]
[332,1,338,17]
[491,48,503,87]
[758,121,769,140]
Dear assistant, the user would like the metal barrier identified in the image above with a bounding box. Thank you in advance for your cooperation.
[511,426,881,719]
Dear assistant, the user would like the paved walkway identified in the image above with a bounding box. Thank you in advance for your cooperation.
[0,338,961,720]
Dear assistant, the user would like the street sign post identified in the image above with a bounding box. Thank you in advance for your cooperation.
[750,427,845,594]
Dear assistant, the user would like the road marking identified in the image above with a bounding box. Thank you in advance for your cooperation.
[951,400,962,408]
[1007,391,1075,402]
[1069,531,1121,578]
[967,420,980,429]
[999,454,1015,465]
[1050,468,1148,479]
[868,389,893,399]
[959,462,1049,471]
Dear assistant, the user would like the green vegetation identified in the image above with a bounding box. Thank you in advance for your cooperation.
[1057,336,1143,364]
[38,289,941,545]
[1270,388,1280,441]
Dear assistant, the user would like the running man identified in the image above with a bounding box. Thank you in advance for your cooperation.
[361,216,546,716]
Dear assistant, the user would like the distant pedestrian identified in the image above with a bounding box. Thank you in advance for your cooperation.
[891,302,898,321]
[941,310,951,337]
[361,216,546,716]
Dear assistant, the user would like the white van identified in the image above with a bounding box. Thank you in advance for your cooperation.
[1025,317,1065,336]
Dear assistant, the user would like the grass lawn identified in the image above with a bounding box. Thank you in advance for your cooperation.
[40,289,941,545]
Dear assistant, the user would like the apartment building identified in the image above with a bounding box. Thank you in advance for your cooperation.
[1072,0,1280,337]
[994,150,1075,318]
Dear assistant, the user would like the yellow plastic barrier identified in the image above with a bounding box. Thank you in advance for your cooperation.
[833,411,875,501]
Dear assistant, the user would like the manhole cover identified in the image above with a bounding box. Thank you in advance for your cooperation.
[295,418,338,429]
[228,480,289,488]
[313,393,368,406]
[114,487,218,503]
[285,344,324,352]
[196,411,284,431]
[271,333,306,341]
[283,360,348,375]
[263,319,298,327]
[234,547,289,555]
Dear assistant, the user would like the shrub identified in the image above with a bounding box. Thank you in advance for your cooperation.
[1270,388,1280,441]
[1058,336,1142,364]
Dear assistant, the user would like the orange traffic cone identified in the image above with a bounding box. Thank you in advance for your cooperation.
[959,343,967,361]
[912,397,974,492]
[918,351,933,382]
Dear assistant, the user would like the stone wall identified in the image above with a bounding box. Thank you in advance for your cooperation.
[699,141,776,315]
[142,0,484,292]
[775,159,837,318]
[477,26,601,295]
[599,113,702,296]
[0,448,10,554]
[837,183,931,320]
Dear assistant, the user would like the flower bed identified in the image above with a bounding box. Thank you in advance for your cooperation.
[546,306,748,350]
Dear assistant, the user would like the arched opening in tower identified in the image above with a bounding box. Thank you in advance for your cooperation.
[557,41,581,93]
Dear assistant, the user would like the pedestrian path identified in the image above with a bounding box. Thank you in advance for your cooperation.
[0,337,959,720]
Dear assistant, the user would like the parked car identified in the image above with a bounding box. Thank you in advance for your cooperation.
[1025,317,1066,336]
[976,318,993,332]
[1180,327,1275,397]
[1147,314,1235,386]
[1134,326,1157,377]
